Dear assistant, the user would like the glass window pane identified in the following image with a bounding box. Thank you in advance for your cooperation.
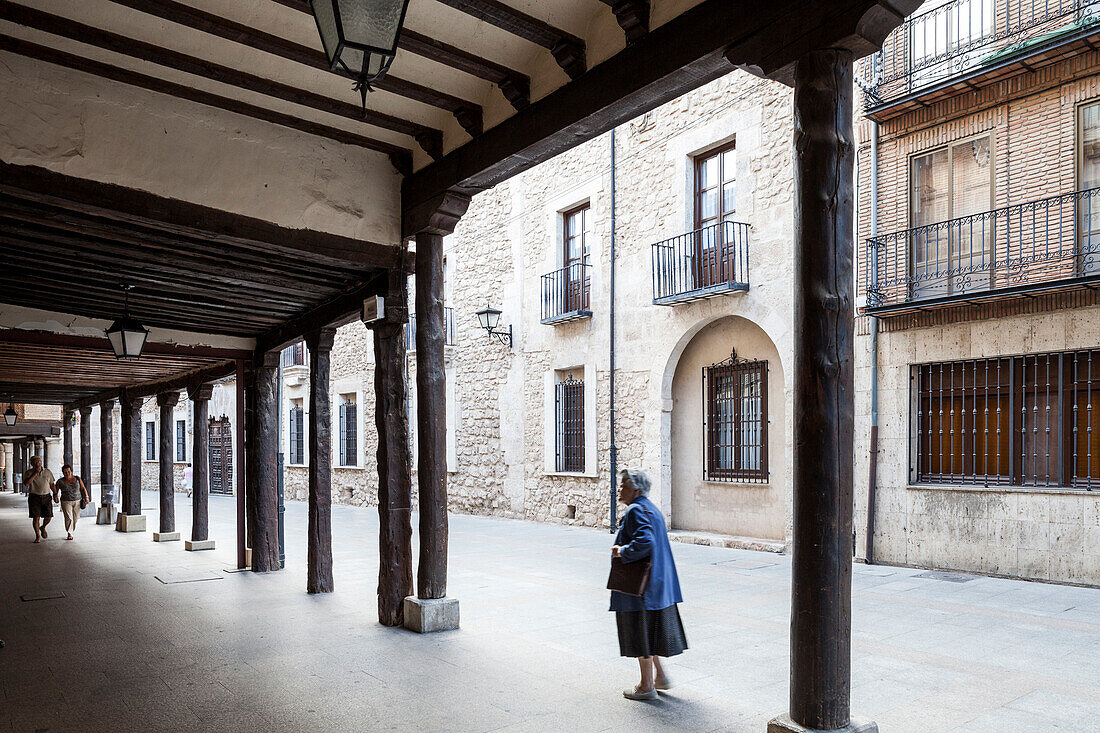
[700,188,717,220]
[722,182,736,216]
[700,156,718,189]
[722,150,736,182]
[1082,103,1100,190]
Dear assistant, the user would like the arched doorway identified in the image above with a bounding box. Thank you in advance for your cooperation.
[668,315,786,540]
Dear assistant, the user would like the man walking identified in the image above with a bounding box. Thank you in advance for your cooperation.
[23,455,56,543]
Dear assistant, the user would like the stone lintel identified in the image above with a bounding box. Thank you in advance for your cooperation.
[768,714,877,733]
[115,513,146,533]
[185,539,216,551]
[402,596,459,633]
[153,531,180,542]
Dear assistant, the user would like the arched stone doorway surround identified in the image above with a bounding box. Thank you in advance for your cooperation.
[656,312,788,540]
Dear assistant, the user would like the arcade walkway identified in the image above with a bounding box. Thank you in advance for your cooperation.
[2,491,1100,732]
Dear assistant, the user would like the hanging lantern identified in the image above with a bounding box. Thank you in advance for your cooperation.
[3,404,16,427]
[106,284,148,360]
[310,0,412,110]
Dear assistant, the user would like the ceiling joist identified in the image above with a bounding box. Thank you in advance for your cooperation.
[104,0,484,137]
[0,1,443,158]
[598,0,650,44]
[431,0,586,79]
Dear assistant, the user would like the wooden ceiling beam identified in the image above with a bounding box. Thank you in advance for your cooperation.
[267,0,530,110]
[0,162,403,272]
[0,34,408,159]
[0,2,442,158]
[598,1,650,44]
[432,0,586,79]
[403,0,910,234]
[63,360,239,412]
[105,0,484,136]
[255,274,389,354]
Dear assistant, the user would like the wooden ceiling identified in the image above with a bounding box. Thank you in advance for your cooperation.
[0,330,249,405]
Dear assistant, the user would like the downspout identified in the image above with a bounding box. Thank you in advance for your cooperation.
[609,127,618,533]
[865,119,880,565]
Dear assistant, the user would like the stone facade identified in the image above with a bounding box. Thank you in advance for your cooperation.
[269,70,798,543]
[854,35,1100,585]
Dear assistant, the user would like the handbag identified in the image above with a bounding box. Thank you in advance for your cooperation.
[607,555,652,596]
[606,503,653,596]
[79,498,87,510]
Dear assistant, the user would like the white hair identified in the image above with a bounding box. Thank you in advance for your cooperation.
[621,468,651,496]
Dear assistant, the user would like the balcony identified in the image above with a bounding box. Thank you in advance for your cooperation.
[864,187,1100,314]
[540,262,592,325]
[859,0,1100,120]
[406,306,455,351]
[651,221,749,305]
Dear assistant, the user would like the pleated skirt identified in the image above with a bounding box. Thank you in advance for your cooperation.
[615,604,688,658]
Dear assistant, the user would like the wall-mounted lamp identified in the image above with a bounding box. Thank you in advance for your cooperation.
[476,305,512,348]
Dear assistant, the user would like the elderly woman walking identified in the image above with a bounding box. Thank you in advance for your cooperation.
[610,468,687,700]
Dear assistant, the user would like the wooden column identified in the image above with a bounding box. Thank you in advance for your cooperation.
[99,399,115,504]
[235,359,247,568]
[306,328,335,594]
[39,436,47,468]
[63,409,74,468]
[774,49,863,733]
[370,273,413,625]
[78,406,92,495]
[415,231,449,600]
[120,393,142,516]
[246,351,280,572]
[156,391,179,537]
[188,383,213,544]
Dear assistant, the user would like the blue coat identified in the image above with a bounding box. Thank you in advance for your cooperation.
[609,496,683,612]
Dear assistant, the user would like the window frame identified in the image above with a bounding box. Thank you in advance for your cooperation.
[703,357,769,483]
[338,394,358,467]
[175,419,186,462]
[693,139,737,231]
[288,401,304,466]
[145,421,155,461]
[911,349,1100,490]
[554,374,585,474]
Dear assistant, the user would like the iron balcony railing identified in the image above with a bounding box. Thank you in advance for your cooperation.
[541,262,592,324]
[406,306,455,351]
[865,187,1100,308]
[859,0,1100,109]
[650,220,750,305]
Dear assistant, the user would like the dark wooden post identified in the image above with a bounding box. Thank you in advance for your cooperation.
[99,400,115,503]
[369,272,414,626]
[118,392,146,532]
[415,231,450,600]
[187,382,214,550]
[246,351,280,572]
[40,436,48,469]
[78,406,92,493]
[235,359,247,568]
[306,328,336,593]
[155,391,180,541]
[769,50,871,733]
[63,409,74,468]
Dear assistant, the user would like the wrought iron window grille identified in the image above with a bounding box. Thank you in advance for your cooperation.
[554,375,585,473]
[703,352,769,484]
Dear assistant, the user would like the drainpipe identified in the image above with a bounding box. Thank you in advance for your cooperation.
[277,357,286,569]
[609,127,618,533]
[865,119,880,565]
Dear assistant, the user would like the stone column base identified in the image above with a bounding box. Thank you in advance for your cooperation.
[185,539,215,551]
[153,531,180,542]
[96,505,118,525]
[402,596,460,633]
[768,714,877,733]
[115,513,146,532]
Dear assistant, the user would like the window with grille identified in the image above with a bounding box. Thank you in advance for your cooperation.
[554,376,584,473]
[339,394,357,467]
[289,401,304,465]
[913,349,1100,489]
[176,420,186,462]
[145,422,155,461]
[704,357,768,483]
[282,341,308,367]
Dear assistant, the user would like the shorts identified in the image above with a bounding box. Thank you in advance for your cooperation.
[28,493,54,519]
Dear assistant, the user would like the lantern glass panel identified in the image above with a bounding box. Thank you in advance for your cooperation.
[107,328,125,357]
[123,329,148,358]
[477,307,501,331]
[312,0,340,63]
[338,0,407,53]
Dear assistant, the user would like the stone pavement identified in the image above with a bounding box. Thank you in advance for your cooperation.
[2,490,1100,732]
